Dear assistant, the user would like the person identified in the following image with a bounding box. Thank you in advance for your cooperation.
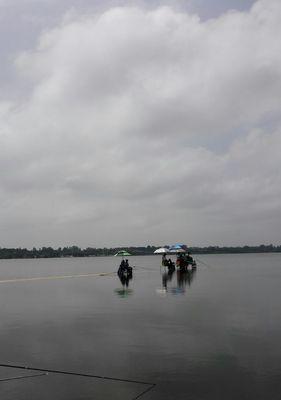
[162,253,167,266]
[167,258,175,273]
[124,259,133,276]
[177,253,186,271]
[118,259,126,274]
[167,258,173,266]
[186,252,194,265]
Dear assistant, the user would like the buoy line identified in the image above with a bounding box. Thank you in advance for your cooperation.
[0,265,155,285]
[0,271,116,284]
[0,363,156,399]
[195,257,214,268]
[0,372,47,382]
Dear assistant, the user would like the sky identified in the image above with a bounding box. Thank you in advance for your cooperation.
[0,0,280,248]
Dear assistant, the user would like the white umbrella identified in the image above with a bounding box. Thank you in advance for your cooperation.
[154,247,170,254]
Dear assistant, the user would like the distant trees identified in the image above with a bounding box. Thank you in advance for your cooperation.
[0,244,280,259]
[189,244,281,254]
[0,245,158,259]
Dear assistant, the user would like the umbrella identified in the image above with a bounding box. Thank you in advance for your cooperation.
[169,248,186,253]
[169,244,187,253]
[170,243,185,249]
[154,247,170,254]
[114,250,132,257]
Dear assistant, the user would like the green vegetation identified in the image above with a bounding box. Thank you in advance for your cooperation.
[0,244,280,259]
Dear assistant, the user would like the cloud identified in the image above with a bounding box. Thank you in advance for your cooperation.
[0,1,281,247]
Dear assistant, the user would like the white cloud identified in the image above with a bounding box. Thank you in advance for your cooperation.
[0,1,281,247]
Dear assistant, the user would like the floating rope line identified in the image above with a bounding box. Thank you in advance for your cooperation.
[0,372,47,382]
[0,271,116,284]
[195,257,213,268]
[0,363,155,387]
[0,266,156,285]
[132,383,156,400]
[133,265,154,272]
[0,363,156,399]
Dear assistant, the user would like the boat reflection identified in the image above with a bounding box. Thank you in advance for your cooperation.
[114,270,133,298]
[177,269,196,289]
[118,271,133,287]
[158,268,196,296]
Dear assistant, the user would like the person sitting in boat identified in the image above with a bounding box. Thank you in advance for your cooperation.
[118,259,126,274]
[176,253,183,266]
[177,253,187,271]
[166,258,173,267]
[186,252,194,265]
[167,258,175,273]
[124,259,133,275]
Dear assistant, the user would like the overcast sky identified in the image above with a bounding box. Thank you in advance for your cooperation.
[0,0,280,248]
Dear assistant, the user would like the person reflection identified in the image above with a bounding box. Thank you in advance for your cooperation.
[162,269,175,290]
[177,268,196,289]
[118,271,132,287]
[160,265,196,295]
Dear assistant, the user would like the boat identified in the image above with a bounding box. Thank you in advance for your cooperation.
[117,265,133,277]
[117,263,133,287]
[160,244,196,272]
[174,249,196,272]
[117,259,133,277]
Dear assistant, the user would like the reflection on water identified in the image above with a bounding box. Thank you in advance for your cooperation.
[114,269,133,298]
[162,270,175,290]
[114,287,133,298]
[177,269,196,288]
[117,271,133,287]
[159,268,196,295]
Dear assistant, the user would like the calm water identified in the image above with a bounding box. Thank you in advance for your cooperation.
[0,254,280,399]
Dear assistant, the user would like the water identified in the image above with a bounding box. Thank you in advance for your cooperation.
[0,254,280,399]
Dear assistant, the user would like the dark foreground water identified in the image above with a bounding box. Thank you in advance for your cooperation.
[0,254,280,399]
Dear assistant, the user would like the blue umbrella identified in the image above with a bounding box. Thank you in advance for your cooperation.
[170,243,187,249]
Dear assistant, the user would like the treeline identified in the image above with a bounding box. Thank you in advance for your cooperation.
[0,244,281,259]
[189,244,281,254]
[0,245,157,259]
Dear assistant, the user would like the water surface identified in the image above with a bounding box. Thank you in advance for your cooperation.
[0,254,280,399]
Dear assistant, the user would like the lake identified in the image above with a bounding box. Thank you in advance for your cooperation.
[0,253,280,399]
